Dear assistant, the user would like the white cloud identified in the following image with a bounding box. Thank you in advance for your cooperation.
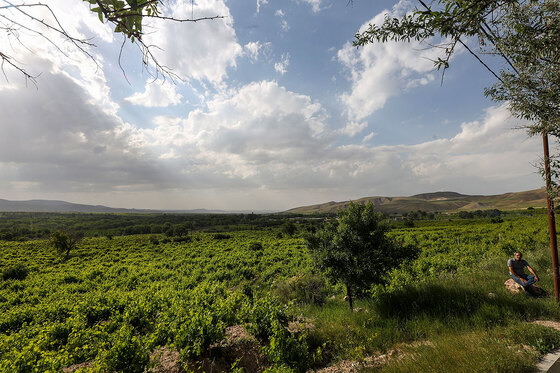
[338,0,442,121]
[274,53,290,75]
[299,0,326,13]
[244,41,263,62]
[0,0,116,114]
[256,0,268,13]
[125,80,183,107]
[143,0,243,85]
[275,8,290,31]
[363,132,377,142]
[0,51,543,211]
[339,121,368,137]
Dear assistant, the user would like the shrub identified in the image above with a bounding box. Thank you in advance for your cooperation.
[250,242,263,251]
[2,264,29,281]
[274,274,328,305]
[172,236,191,243]
[100,325,150,373]
[213,233,231,240]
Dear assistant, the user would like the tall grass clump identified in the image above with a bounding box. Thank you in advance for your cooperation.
[381,331,538,373]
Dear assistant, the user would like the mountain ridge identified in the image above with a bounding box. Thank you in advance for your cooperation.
[285,188,547,214]
[0,199,272,214]
[0,188,547,214]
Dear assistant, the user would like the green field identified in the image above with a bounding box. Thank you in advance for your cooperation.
[2,212,560,372]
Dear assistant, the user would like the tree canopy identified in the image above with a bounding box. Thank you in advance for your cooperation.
[354,0,559,136]
[0,0,223,84]
[306,202,416,309]
[50,230,84,258]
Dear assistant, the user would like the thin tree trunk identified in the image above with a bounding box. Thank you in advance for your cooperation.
[543,131,560,301]
[346,284,353,311]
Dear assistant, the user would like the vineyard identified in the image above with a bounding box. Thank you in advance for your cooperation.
[2,211,560,372]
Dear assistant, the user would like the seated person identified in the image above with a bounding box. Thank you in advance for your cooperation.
[508,251,539,296]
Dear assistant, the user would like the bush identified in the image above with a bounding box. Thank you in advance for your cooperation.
[100,325,150,373]
[2,264,29,281]
[250,242,263,251]
[213,233,231,240]
[274,274,328,305]
[172,236,191,243]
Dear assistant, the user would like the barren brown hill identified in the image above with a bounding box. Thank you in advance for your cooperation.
[285,188,547,215]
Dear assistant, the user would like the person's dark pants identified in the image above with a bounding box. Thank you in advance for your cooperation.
[510,273,536,295]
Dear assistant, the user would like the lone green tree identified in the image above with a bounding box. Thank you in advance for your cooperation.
[50,230,84,258]
[306,202,416,310]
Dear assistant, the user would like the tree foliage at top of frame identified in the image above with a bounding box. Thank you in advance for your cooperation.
[483,1,560,135]
[0,0,223,85]
[354,0,559,136]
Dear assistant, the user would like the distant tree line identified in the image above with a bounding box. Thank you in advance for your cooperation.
[0,212,325,241]
[457,209,503,219]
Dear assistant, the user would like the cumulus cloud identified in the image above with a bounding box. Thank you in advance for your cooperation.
[0,58,543,210]
[338,0,441,121]
[299,0,327,13]
[275,8,290,32]
[274,53,290,75]
[339,121,368,137]
[124,83,539,200]
[363,132,377,142]
[0,65,166,195]
[0,0,116,115]
[244,41,263,62]
[134,80,330,179]
[125,80,183,107]
[143,0,243,85]
[256,0,268,13]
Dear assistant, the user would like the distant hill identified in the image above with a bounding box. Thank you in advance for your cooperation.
[284,188,547,215]
[0,199,272,214]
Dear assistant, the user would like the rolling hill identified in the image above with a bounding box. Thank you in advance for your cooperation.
[285,188,547,215]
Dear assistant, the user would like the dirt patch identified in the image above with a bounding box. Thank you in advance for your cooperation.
[533,320,560,331]
[222,325,255,343]
[187,325,269,373]
[287,317,315,334]
[312,350,399,373]
[62,361,94,373]
[150,347,184,373]
[311,340,437,372]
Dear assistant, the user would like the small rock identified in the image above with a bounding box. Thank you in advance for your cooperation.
[487,292,497,299]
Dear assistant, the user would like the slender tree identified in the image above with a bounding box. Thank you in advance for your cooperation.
[50,230,84,258]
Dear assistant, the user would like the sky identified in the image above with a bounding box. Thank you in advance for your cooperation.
[0,0,550,211]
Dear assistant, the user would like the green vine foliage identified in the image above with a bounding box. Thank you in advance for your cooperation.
[0,214,555,371]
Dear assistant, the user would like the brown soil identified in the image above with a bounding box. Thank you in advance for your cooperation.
[312,350,399,373]
[150,347,184,373]
[188,325,268,372]
[533,320,560,331]
[62,361,94,373]
[149,325,268,373]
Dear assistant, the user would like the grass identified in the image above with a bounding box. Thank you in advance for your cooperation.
[296,246,560,372]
